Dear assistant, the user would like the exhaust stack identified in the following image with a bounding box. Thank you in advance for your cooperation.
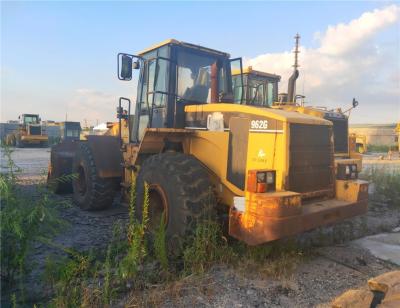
[287,33,301,104]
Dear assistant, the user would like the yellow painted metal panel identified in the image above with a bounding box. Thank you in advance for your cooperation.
[185,103,332,125]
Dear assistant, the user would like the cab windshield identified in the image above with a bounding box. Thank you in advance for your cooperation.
[176,49,230,103]
[233,74,278,107]
[23,115,39,124]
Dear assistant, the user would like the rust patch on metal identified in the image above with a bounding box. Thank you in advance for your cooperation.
[229,182,368,245]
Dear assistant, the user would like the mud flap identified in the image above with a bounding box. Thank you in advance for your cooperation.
[86,135,123,178]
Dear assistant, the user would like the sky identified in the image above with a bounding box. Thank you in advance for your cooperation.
[1,1,399,125]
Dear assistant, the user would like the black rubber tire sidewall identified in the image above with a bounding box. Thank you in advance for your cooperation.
[71,143,117,211]
[135,152,216,254]
[72,144,93,210]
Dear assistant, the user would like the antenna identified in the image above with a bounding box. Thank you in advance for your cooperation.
[293,33,301,71]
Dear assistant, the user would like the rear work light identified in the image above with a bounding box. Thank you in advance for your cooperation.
[247,170,276,193]
[337,163,358,180]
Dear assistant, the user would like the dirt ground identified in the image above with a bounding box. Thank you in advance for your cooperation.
[2,148,400,307]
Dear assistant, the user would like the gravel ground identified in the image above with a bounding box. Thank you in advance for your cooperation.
[2,148,399,307]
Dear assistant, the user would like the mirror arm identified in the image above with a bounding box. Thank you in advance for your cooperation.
[343,98,359,115]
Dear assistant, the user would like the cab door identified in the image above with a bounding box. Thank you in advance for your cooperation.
[147,57,170,128]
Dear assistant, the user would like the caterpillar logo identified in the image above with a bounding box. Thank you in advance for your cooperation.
[258,149,266,158]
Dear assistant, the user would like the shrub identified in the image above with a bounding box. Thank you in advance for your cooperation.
[0,146,64,297]
[367,144,397,153]
[367,168,400,207]
[154,214,168,272]
[44,249,99,307]
[118,179,149,280]
[183,219,235,274]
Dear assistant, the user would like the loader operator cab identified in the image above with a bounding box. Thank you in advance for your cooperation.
[232,67,280,107]
[19,114,40,125]
[118,39,243,143]
[60,121,81,142]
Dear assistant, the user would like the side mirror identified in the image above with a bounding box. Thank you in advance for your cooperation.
[119,54,133,80]
[352,98,359,108]
[118,53,142,81]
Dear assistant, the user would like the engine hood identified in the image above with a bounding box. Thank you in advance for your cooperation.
[185,103,332,126]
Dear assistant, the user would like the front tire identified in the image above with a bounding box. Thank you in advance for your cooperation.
[135,152,216,255]
[72,143,118,210]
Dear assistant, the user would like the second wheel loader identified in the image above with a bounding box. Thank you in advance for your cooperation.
[232,34,362,175]
[5,114,48,147]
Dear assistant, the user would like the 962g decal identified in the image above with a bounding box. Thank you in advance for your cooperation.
[250,120,269,130]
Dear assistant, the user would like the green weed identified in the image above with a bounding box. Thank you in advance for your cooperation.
[183,219,235,274]
[154,214,168,272]
[118,180,149,280]
[0,146,64,300]
[366,144,397,153]
[44,249,97,307]
[366,168,400,206]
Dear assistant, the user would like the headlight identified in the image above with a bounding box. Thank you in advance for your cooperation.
[266,172,275,184]
[247,170,276,193]
[337,163,358,180]
[257,172,266,183]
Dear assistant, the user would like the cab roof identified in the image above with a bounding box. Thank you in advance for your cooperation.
[138,39,230,58]
[232,66,281,80]
[21,114,39,117]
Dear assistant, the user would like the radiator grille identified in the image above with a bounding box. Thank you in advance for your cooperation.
[289,124,334,194]
[29,125,42,135]
[325,116,348,153]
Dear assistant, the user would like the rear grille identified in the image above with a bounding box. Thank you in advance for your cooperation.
[29,125,41,135]
[288,124,334,194]
[325,116,348,153]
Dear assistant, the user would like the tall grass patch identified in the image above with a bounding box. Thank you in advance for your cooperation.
[365,168,400,207]
[0,146,64,301]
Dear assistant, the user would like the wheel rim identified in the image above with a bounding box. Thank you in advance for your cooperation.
[76,165,87,196]
[148,184,168,232]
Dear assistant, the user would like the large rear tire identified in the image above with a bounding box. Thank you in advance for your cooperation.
[135,152,216,255]
[72,143,118,210]
[47,154,73,194]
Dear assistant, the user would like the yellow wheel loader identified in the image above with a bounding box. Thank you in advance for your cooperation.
[5,114,48,147]
[52,40,368,250]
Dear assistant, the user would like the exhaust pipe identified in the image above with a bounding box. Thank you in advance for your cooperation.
[287,69,299,103]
